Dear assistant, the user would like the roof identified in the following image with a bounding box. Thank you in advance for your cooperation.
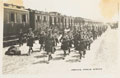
[4,3,28,11]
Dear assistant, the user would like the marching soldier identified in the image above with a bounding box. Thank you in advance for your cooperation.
[61,34,69,59]
[86,30,93,50]
[27,28,34,55]
[51,33,56,54]
[53,33,59,46]
[73,32,78,49]
[44,30,55,62]
[67,32,73,54]
[92,27,97,40]
[39,31,45,52]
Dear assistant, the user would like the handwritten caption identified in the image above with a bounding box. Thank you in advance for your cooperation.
[71,68,102,71]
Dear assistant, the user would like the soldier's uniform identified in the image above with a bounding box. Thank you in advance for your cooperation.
[44,31,55,61]
[77,31,86,59]
[61,35,69,57]
[74,33,78,49]
[27,28,34,55]
[92,28,97,40]
[39,31,45,51]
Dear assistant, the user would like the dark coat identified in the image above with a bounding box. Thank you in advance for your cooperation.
[75,40,86,51]
[68,39,73,47]
[61,39,69,50]
[45,37,55,52]
[39,34,45,44]
[27,32,34,47]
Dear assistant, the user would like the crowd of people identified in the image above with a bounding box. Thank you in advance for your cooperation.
[17,24,107,62]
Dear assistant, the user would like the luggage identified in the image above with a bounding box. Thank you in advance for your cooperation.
[5,46,21,55]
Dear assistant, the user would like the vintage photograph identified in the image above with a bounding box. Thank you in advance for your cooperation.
[1,0,120,77]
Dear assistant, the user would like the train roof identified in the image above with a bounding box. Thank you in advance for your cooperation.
[4,3,28,12]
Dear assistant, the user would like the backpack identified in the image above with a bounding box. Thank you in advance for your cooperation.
[5,46,21,55]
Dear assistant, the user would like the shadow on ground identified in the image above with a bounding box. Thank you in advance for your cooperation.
[66,59,80,63]
[32,60,49,64]
[34,55,47,58]
[52,56,64,60]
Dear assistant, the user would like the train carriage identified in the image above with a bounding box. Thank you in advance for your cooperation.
[3,3,108,48]
[4,3,30,47]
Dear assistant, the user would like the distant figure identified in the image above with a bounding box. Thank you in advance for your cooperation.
[44,32,54,62]
[54,33,59,46]
[27,28,34,55]
[18,29,24,46]
[92,27,97,40]
[61,35,69,59]
[39,31,45,52]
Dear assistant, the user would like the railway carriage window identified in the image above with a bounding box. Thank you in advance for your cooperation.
[65,19,66,25]
[54,17,56,25]
[71,20,72,24]
[10,13,15,22]
[6,13,9,23]
[61,18,63,22]
[37,16,40,21]
[22,14,26,23]
[49,17,52,25]
[58,18,60,23]
[43,16,46,22]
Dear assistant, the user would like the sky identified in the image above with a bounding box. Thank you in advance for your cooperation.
[3,0,120,22]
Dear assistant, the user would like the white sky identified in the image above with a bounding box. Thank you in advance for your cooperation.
[3,0,119,22]
[23,0,102,19]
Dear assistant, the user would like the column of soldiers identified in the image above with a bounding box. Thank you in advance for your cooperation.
[18,24,107,63]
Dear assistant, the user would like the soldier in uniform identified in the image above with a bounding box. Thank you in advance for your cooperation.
[73,32,78,49]
[92,26,97,40]
[27,28,34,55]
[51,33,56,54]
[61,34,69,59]
[39,31,45,52]
[44,30,54,62]
[86,30,93,50]
[54,32,59,46]
[67,32,73,54]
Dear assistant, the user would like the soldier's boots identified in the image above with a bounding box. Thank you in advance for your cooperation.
[68,48,71,54]
[28,50,31,56]
[48,54,53,61]
[83,51,86,58]
[64,51,67,57]
[79,51,82,60]
[28,48,33,56]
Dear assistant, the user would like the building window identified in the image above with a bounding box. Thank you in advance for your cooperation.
[22,14,26,22]
[10,13,15,22]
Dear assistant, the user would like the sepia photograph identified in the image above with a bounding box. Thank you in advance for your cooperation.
[1,0,120,78]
